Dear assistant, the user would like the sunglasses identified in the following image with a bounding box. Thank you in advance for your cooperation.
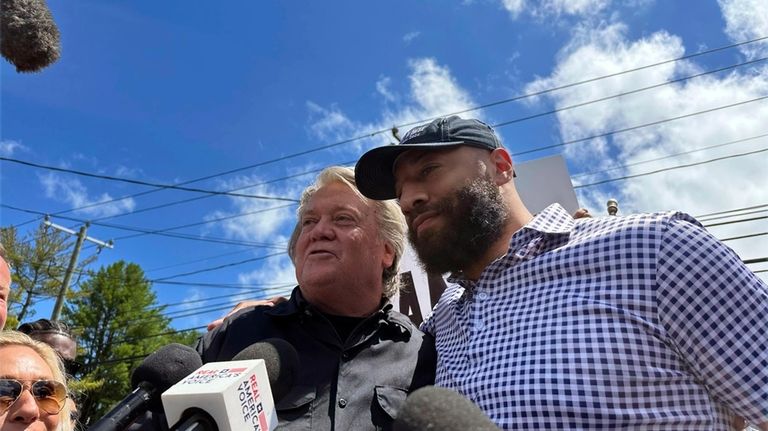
[0,379,67,415]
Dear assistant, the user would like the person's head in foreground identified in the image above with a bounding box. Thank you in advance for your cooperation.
[0,242,11,330]
[355,115,531,279]
[0,330,71,431]
[17,319,78,375]
[287,166,406,316]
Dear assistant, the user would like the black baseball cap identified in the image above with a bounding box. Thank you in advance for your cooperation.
[355,116,503,200]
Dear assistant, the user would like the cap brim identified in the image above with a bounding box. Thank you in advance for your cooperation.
[354,141,466,200]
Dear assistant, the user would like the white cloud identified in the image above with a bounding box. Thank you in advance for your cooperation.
[204,175,301,243]
[39,172,136,217]
[718,0,768,60]
[403,31,421,44]
[538,0,610,17]
[501,0,525,17]
[376,76,397,103]
[114,165,144,178]
[238,254,297,294]
[306,101,359,143]
[522,21,768,270]
[500,0,610,19]
[307,57,480,155]
[0,140,26,156]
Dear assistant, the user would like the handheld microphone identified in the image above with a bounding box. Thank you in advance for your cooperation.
[0,0,62,72]
[393,386,500,431]
[89,344,203,431]
[162,338,300,431]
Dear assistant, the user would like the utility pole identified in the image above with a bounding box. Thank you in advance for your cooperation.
[45,216,113,320]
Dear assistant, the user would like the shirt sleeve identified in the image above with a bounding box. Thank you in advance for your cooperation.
[655,214,768,423]
[419,312,435,336]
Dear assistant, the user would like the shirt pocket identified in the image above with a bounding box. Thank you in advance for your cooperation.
[372,385,408,430]
[275,384,315,427]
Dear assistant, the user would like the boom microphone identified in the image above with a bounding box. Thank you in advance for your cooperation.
[0,0,61,72]
[89,344,203,431]
[393,386,500,431]
[162,338,300,431]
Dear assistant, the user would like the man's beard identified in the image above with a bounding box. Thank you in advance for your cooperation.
[408,175,508,275]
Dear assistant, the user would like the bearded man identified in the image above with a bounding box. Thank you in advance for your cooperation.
[354,115,768,430]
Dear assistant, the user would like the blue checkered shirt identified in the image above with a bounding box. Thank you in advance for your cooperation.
[421,204,768,429]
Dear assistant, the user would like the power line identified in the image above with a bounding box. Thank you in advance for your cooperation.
[145,248,271,273]
[703,216,768,228]
[512,95,768,157]
[570,133,768,179]
[108,203,296,243]
[153,251,287,281]
[1,203,284,249]
[148,287,291,311]
[695,203,768,219]
[151,280,293,290]
[697,209,768,223]
[90,161,355,224]
[0,156,300,202]
[493,56,767,131]
[574,147,768,189]
[33,36,768,219]
[719,232,768,242]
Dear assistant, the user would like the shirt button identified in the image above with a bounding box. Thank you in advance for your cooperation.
[338,398,347,408]
[474,320,485,330]
[477,292,488,300]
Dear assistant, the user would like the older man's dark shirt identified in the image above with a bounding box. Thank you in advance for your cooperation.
[196,287,436,431]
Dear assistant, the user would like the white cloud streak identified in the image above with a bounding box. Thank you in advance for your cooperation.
[403,31,421,44]
[0,140,26,156]
[306,57,481,153]
[205,175,301,243]
[38,172,137,217]
[499,0,611,19]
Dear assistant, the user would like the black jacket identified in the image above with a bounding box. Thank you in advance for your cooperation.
[196,286,436,431]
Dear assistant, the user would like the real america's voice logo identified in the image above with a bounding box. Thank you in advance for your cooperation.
[182,367,249,384]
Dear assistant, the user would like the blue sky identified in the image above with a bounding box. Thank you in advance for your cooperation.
[2,0,766,331]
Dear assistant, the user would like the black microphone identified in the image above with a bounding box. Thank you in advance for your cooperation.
[163,339,300,431]
[0,0,62,72]
[89,344,203,431]
[231,338,299,403]
[393,386,500,431]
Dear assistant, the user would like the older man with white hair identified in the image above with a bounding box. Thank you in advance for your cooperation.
[197,166,436,431]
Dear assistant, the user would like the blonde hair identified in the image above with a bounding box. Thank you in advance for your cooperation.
[0,331,73,431]
[288,166,407,298]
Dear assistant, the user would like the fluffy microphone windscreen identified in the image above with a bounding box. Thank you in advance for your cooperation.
[393,386,499,431]
[232,338,300,402]
[130,343,203,409]
[0,0,61,72]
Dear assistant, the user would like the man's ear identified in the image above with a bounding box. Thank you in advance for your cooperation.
[381,240,396,270]
[489,148,515,185]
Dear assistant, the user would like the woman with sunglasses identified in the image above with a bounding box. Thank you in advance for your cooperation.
[0,331,72,431]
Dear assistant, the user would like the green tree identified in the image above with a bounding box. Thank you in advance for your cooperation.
[63,261,199,425]
[1,224,95,323]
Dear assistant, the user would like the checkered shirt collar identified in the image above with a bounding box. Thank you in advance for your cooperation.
[448,203,574,287]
